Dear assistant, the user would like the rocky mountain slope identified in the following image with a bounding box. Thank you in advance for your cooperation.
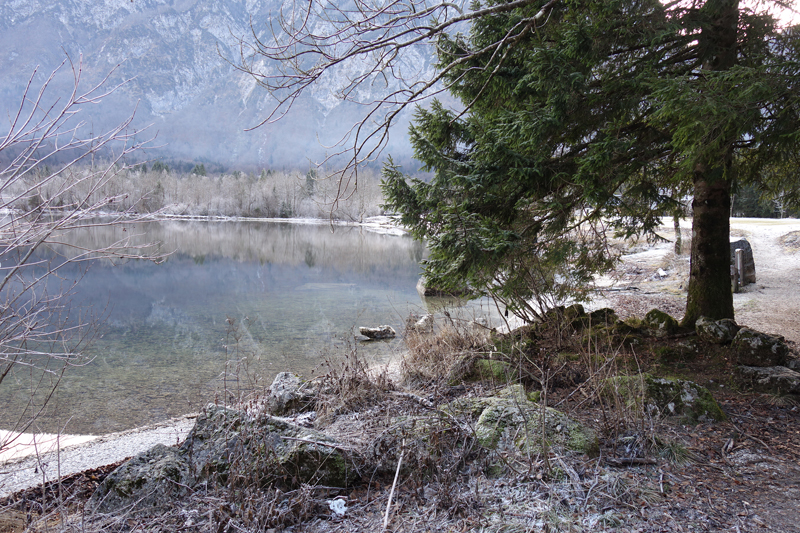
[0,0,427,169]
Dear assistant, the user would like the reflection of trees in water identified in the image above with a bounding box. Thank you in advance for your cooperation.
[47,220,423,274]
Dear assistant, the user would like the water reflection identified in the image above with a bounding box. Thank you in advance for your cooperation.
[1,220,439,434]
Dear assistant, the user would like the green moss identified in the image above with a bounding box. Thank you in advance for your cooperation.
[604,374,726,424]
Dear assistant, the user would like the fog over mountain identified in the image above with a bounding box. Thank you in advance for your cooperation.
[0,0,431,170]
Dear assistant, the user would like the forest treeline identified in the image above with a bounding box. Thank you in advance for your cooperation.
[20,163,387,221]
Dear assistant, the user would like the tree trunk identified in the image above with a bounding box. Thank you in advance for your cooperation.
[682,0,739,326]
[683,165,734,325]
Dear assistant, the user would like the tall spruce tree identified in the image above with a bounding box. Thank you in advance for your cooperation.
[381,0,800,324]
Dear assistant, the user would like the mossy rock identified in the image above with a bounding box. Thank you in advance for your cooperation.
[588,308,619,327]
[450,385,598,457]
[181,404,356,489]
[695,316,739,345]
[644,309,679,337]
[464,358,513,383]
[89,444,191,516]
[604,374,726,424]
[731,327,789,367]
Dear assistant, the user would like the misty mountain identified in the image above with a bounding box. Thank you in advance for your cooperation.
[0,0,431,170]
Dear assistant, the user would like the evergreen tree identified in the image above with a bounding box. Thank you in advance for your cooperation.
[382,0,800,324]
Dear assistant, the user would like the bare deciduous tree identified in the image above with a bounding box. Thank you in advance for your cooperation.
[0,56,161,453]
[235,0,558,196]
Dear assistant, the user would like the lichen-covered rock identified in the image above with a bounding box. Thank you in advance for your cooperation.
[736,366,800,396]
[731,328,789,367]
[588,308,619,327]
[451,385,599,456]
[359,325,396,339]
[89,444,191,515]
[604,374,726,424]
[644,309,679,337]
[181,404,355,489]
[267,372,317,415]
[695,316,739,345]
[91,404,356,517]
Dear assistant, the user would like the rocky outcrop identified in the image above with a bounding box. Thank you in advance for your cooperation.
[604,374,726,424]
[89,404,355,516]
[731,328,789,367]
[358,325,397,339]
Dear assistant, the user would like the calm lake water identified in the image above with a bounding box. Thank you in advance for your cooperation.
[0,220,496,435]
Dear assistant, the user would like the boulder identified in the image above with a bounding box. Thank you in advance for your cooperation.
[730,238,756,285]
[267,372,317,415]
[447,385,599,456]
[604,374,726,424]
[90,404,356,517]
[89,444,191,515]
[644,309,679,337]
[695,316,739,344]
[406,313,434,333]
[358,325,396,339]
[731,327,789,367]
[737,366,800,396]
[415,277,471,298]
[588,308,619,327]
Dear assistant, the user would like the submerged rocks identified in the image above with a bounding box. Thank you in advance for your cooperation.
[358,325,397,339]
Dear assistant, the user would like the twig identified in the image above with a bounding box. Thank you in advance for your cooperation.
[279,435,354,452]
[383,440,404,531]
[603,457,658,467]
[389,390,434,408]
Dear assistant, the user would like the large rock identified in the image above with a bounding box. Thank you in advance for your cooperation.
[446,385,599,456]
[695,316,739,344]
[89,444,191,515]
[731,328,789,366]
[644,309,679,337]
[737,366,800,396]
[730,238,756,285]
[267,372,318,415]
[604,374,726,424]
[358,325,397,339]
[90,404,356,517]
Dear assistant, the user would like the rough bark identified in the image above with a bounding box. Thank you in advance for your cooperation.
[683,166,734,325]
[682,0,739,326]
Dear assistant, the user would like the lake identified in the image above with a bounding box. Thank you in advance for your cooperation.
[0,219,496,435]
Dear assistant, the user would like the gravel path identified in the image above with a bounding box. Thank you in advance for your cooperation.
[0,415,195,497]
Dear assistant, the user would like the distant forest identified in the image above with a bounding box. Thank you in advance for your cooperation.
[19,162,387,221]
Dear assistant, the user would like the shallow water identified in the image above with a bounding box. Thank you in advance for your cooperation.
[0,220,493,434]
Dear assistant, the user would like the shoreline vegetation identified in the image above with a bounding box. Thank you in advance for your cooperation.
[14,164,390,222]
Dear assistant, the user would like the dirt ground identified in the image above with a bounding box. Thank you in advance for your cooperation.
[2,217,800,533]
